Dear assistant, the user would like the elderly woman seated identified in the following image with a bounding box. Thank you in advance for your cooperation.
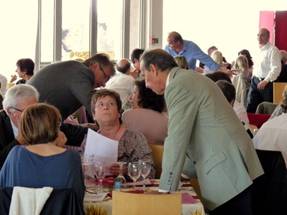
[0,103,85,201]
[122,80,168,144]
[91,89,155,177]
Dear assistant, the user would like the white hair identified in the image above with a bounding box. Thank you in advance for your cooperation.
[3,84,39,110]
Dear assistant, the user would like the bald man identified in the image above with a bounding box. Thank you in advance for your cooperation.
[164,31,219,72]
[247,28,282,112]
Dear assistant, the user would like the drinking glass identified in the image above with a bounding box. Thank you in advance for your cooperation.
[140,161,151,190]
[128,162,141,188]
[115,162,126,184]
[94,161,105,193]
[82,155,95,187]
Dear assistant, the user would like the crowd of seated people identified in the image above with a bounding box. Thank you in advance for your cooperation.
[122,80,168,144]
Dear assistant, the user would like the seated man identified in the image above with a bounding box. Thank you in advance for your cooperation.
[253,113,287,167]
[0,84,87,169]
[216,80,253,138]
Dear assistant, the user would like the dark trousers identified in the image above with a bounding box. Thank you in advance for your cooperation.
[209,186,253,215]
[247,76,273,113]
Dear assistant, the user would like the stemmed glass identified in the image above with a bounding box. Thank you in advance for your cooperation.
[128,162,141,189]
[115,162,126,184]
[140,161,151,190]
[94,161,105,193]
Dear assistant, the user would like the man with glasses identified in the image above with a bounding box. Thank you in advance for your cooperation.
[165,31,219,72]
[29,53,115,122]
[0,84,88,169]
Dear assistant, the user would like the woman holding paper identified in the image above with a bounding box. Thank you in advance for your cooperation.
[91,89,155,177]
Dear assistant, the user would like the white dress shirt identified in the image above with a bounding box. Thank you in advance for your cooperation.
[253,42,281,82]
[253,113,287,167]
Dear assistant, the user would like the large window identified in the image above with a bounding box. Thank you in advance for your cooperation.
[40,0,54,63]
[97,0,123,60]
[62,0,90,61]
[0,0,37,78]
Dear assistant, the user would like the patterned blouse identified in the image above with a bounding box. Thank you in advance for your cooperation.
[118,129,155,178]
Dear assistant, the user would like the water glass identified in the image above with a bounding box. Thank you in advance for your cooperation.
[128,162,141,188]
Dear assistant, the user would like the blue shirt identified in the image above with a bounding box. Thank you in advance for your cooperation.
[0,146,85,201]
[165,40,219,71]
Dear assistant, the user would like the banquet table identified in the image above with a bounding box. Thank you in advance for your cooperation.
[84,180,205,215]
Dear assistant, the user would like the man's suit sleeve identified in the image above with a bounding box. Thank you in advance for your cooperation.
[159,85,199,191]
[60,123,88,147]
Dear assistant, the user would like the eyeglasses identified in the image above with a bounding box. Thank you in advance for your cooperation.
[95,101,117,109]
[100,66,110,82]
[9,106,24,113]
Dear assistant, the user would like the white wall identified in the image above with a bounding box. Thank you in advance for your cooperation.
[162,0,287,63]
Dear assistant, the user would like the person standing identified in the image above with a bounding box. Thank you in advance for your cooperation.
[164,31,219,72]
[141,49,263,214]
[247,28,281,113]
[28,53,115,121]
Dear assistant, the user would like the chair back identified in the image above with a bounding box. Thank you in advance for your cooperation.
[273,82,287,104]
[252,150,287,215]
[149,143,164,178]
[247,113,270,128]
[112,191,181,215]
[0,188,84,215]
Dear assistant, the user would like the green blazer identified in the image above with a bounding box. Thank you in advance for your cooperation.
[159,67,263,210]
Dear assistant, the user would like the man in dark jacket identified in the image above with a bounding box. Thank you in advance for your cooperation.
[0,84,87,169]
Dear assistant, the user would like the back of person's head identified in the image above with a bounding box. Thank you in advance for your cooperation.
[216,80,236,105]
[207,46,218,56]
[174,56,189,69]
[3,84,39,110]
[211,50,223,65]
[83,53,114,71]
[168,31,183,44]
[116,59,131,74]
[234,55,249,71]
[141,49,178,72]
[238,49,254,68]
[131,49,144,64]
[135,80,165,113]
[205,71,231,83]
[16,58,35,76]
[20,103,61,145]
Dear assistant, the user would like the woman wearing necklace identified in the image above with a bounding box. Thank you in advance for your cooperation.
[91,89,155,177]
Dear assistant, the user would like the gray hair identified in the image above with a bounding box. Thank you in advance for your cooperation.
[3,84,39,110]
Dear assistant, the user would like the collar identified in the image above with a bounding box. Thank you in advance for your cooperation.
[10,119,18,138]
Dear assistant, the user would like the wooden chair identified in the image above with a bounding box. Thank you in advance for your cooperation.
[112,191,181,215]
[149,144,164,179]
[273,82,287,104]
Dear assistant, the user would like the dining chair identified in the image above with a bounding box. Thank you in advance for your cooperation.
[112,191,181,215]
[149,143,164,178]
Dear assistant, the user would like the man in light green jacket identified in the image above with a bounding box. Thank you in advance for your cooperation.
[141,49,263,215]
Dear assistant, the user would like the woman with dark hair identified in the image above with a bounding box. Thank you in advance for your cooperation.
[122,80,168,144]
[0,103,85,202]
[10,58,35,85]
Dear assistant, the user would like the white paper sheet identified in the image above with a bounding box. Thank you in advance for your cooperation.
[84,129,119,165]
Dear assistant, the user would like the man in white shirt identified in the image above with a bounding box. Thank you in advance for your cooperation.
[105,58,135,109]
[247,28,281,112]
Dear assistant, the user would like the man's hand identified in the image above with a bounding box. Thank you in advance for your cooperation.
[257,80,269,90]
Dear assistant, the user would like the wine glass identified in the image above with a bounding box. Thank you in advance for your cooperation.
[82,155,95,187]
[128,162,141,188]
[94,161,105,193]
[140,161,151,190]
